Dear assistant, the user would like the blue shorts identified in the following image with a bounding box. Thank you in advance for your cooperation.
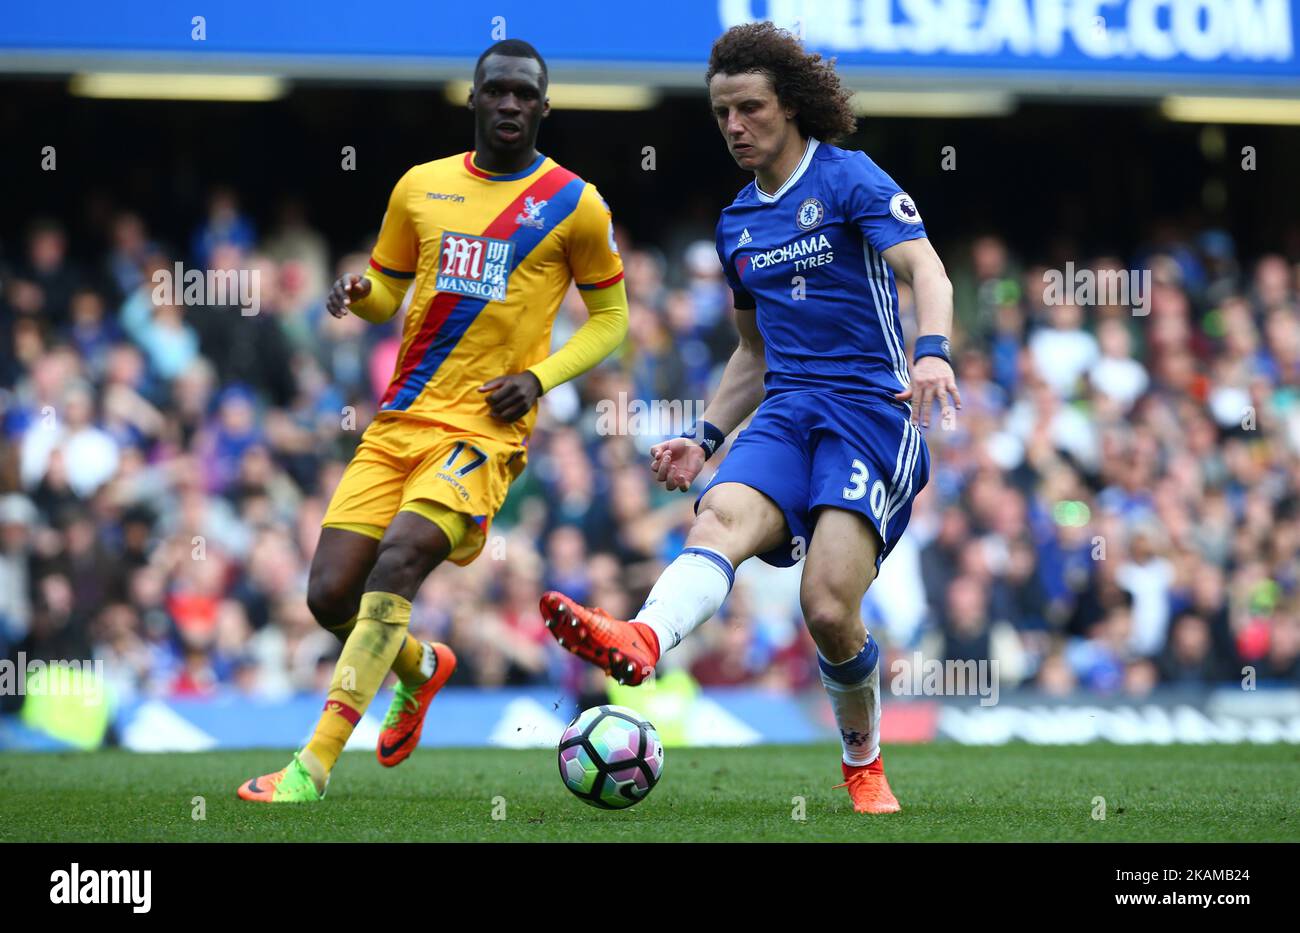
[697,390,930,569]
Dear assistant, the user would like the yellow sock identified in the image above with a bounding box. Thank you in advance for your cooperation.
[391,635,430,688]
[324,613,428,687]
[323,613,357,641]
[305,591,411,773]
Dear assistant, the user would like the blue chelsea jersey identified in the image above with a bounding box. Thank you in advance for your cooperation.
[715,138,928,404]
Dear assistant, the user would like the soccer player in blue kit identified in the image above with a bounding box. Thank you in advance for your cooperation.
[542,22,961,813]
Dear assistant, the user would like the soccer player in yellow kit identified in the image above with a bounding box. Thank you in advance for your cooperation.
[238,39,628,802]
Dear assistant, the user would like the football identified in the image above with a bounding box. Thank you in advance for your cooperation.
[557,705,664,809]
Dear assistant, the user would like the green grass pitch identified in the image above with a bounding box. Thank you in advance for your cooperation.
[1,743,1297,842]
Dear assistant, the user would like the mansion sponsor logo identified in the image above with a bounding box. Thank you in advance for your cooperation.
[1042,261,1152,315]
[436,232,514,302]
[50,863,151,913]
[890,652,1000,707]
[0,652,104,705]
[595,392,707,437]
[151,262,261,316]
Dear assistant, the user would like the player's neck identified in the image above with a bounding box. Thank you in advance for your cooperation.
[471,145,541,176]
[755,134,809,196]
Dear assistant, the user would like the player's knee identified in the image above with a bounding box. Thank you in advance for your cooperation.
[305,572,356,629]
[368,540,434,595]
[801,595,859,642]
[690,502,736,547]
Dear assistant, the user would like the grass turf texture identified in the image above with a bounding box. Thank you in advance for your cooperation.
[1,743,1296,842]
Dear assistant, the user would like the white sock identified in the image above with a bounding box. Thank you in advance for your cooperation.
[634,546,735,659]
[818,635,882,767]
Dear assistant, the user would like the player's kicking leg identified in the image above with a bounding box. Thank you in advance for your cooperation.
[542,481,785,684]
[801,507,899,814]
[237,512,457,802]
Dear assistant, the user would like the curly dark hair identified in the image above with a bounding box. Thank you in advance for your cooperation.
[705,22,857,143]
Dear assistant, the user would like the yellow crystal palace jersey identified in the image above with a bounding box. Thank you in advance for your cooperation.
[369,151,623,441]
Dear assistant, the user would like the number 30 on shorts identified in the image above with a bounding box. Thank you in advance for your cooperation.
[843,458,887,519]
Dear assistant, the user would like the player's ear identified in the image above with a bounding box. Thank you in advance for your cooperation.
[466,88,475,110]
[541,95,551,119]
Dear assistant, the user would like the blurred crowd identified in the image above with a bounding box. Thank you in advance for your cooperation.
[2,189,1299,713]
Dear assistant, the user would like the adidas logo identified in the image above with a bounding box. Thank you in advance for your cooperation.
[737,228,752,248]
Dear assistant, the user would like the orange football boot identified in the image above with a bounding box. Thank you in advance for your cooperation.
[540,591,657,686]
[236,753,324,803]
[834,755,902,814]
[376,642,457,767]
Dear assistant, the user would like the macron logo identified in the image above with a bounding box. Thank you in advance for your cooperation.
[737,228,752,248]
[50,863,152,914]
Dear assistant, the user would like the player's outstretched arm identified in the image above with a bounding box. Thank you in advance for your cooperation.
[650,303,766,492]
[882,237,962,429]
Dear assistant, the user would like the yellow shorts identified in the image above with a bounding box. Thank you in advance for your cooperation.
[321,415,527,565]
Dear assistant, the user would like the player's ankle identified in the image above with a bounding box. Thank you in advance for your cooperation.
[420,641,439,676]
[298,748,329,794]
[396,642,438,689]
[631,621,661,661]
[396,669,431,689]
[843,754,883,774]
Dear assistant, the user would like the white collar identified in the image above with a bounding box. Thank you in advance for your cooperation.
[754,137,820,204]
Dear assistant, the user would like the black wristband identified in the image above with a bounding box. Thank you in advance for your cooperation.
[682,420,726,460]
[914,334,951,365]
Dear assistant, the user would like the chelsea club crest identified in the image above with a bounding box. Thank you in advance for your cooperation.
[796,197,824,230]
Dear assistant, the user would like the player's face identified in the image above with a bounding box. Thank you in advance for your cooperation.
[470,55,550,155]
[709,71,796,174]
